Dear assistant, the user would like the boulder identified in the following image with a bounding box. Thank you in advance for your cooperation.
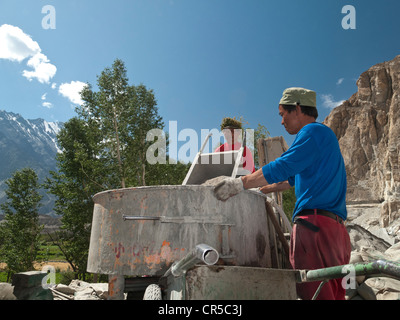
[358,277,400,300]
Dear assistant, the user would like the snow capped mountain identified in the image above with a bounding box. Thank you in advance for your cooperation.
[0,111,62,154]
[0,110,63,215]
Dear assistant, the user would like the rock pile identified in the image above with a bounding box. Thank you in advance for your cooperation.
[346,222,400,300]
[50,279,109,300]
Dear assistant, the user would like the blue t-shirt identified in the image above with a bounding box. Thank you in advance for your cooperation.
[262,122,347,221]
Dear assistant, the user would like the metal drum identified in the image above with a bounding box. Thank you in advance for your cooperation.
[87,185,272,276]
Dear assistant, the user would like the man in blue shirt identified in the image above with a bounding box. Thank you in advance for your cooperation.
[213,87,351,300]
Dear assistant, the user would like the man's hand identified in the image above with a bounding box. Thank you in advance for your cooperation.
[213,177,244,201]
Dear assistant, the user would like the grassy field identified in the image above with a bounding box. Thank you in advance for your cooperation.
[0,236,71,283]
[0,236,108,284]
[36,243,66,262]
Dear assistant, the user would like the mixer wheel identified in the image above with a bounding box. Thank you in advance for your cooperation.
[143,284,162,300]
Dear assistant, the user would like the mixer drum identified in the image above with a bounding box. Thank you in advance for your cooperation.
[87,185,273,276]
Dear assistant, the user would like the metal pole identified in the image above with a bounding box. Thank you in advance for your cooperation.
[108,274,125,300]
[311,280,328,300]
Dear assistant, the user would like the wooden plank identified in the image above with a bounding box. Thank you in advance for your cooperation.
[265,201,290,262]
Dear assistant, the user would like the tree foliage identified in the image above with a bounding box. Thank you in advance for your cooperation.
[253,123,270,169]
[45,118,104,277]
[0,168,43,275]
[77,59,166,187]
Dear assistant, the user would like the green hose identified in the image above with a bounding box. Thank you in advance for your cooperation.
[303,259,400,283]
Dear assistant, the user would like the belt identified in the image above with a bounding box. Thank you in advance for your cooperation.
[298,209,344,224]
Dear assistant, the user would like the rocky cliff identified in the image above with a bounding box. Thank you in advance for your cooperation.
[323,55,400,300]
[324,55,400,237]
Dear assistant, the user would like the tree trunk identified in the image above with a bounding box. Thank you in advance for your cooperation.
[112,107,125,188]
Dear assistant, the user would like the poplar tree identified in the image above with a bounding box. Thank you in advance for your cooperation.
[45,117,104,277]
[0,168,43,276]
[45,59,189,278]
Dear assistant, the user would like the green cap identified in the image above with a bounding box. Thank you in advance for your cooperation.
[279,87,317,107]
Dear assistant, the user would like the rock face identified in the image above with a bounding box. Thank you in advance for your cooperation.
[324,55,400,233]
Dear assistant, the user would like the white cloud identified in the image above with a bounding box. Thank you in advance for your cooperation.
[321,94,345,109]
[42,101,53,109]
[336,78,344,85]
[41,92,53,109]
[0,24,56,84]
[22,52,57,84]
[59,81,86,105]
[0,24,40,61]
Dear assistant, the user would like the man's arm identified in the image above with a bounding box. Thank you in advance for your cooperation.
[213,168,293,201]
[213,169,270,201]
[260,181,291,194]
[240,168,269,189]
[241,171,291,193]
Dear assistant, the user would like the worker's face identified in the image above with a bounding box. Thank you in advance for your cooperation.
[278,105,302,135]
[223,128,242,144]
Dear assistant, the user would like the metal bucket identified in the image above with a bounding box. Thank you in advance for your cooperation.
[87,185,272,276]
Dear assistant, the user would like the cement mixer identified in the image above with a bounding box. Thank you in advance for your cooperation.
[86,134,400,300]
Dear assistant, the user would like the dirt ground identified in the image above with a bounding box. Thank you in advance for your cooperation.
[0,261,71,272]
[34,261,72,271]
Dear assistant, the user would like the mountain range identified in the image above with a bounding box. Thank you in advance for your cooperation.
[0,109,62,216]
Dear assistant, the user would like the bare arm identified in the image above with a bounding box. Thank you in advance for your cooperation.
[240,169,291,193]
[260,181,291,194]
[240,168,269,189]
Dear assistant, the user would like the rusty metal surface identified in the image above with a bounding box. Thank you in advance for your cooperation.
[108,275,125,300]
[87,185,272,276]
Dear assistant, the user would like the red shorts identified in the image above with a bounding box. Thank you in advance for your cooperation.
[290,212,351,300]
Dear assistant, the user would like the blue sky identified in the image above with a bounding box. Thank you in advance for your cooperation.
[0,0,399,154]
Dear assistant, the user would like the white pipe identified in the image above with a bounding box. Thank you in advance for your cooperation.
[165,244,219,277]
